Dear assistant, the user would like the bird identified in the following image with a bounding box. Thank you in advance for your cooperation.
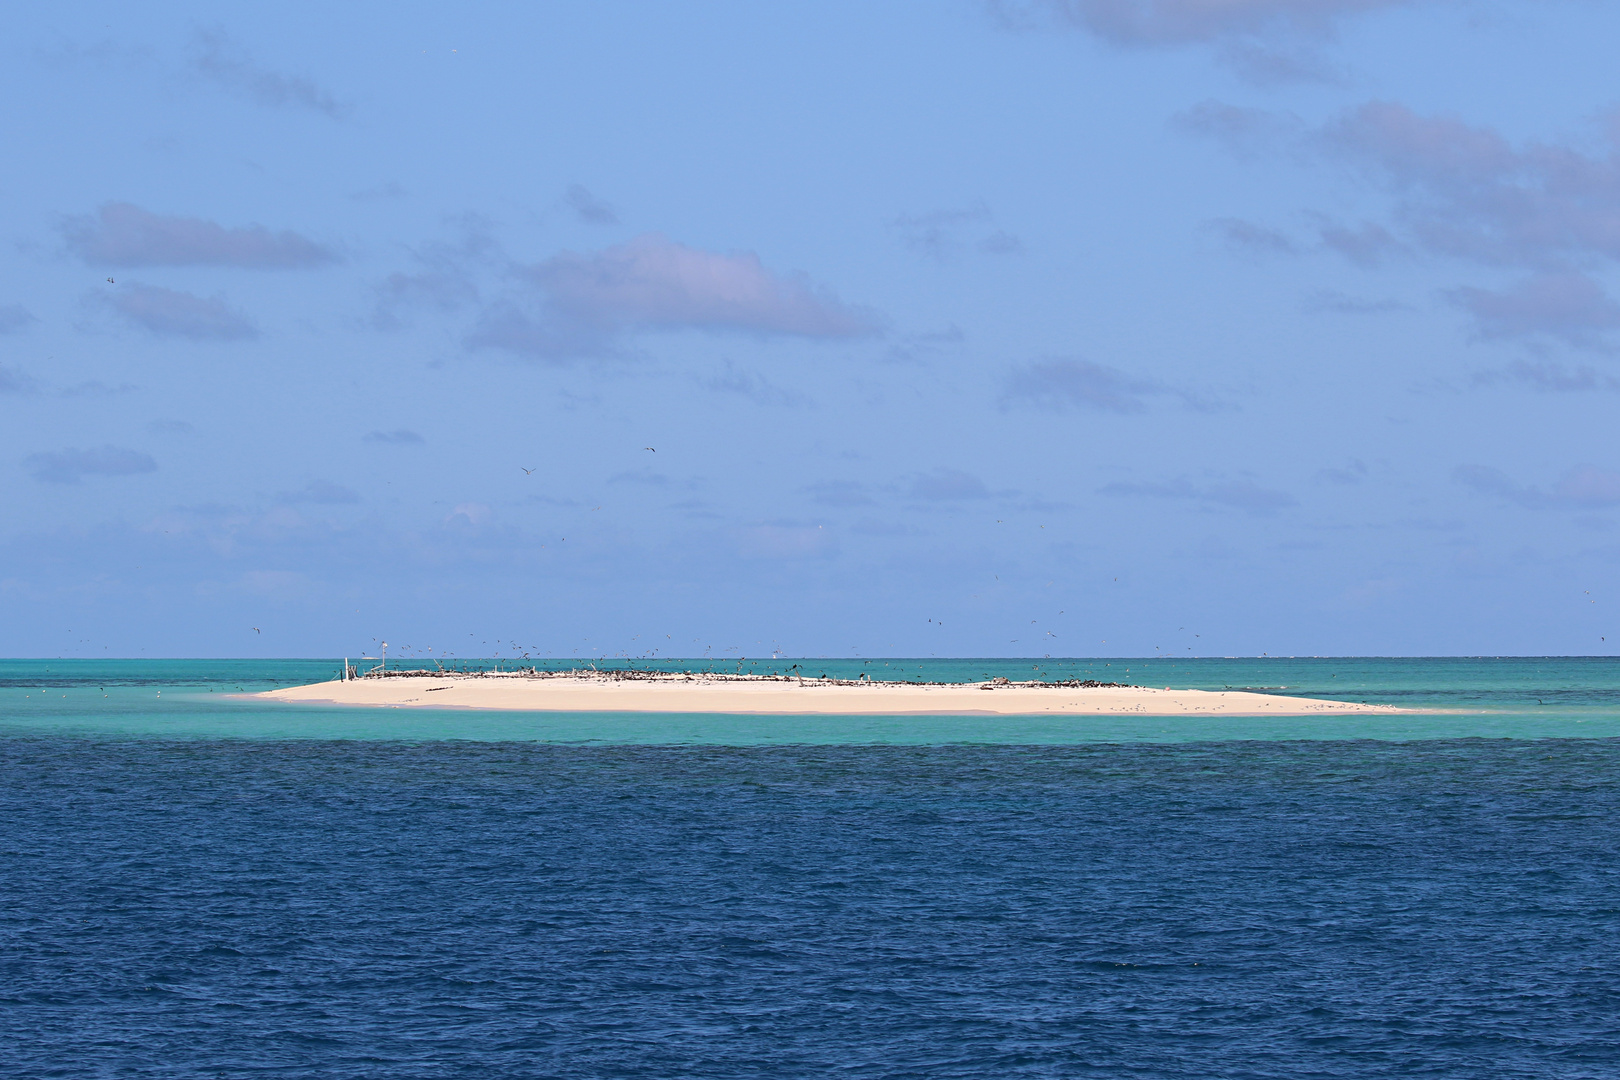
[521,467,535,475]
[644,447,656,452]
[106,277,115,283]
[252,627,261,634]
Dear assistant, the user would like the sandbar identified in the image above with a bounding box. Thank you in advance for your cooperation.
[257,670,1400,716]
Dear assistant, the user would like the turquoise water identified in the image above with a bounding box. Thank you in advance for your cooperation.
[4,656,1619,742]
[7,659,1620,1075]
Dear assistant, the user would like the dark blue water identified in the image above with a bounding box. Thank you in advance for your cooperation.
[4,734,1618,1077]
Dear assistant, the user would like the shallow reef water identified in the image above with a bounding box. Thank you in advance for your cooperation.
[2,659,1618,1076]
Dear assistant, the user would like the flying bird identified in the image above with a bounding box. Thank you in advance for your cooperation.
[644,447,656,452]
[522,467,535,475]
[252,627,261,634]
[106,277,115,283]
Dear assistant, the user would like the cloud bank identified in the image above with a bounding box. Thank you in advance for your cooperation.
[65,203,335,269]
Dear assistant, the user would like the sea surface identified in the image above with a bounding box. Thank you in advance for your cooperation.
[3,657,1618,1077]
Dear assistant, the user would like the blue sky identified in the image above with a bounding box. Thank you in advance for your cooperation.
[4,0,1618,659]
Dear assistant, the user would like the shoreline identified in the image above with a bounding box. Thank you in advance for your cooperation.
[256,670,1404,716]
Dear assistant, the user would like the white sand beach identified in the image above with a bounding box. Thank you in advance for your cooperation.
[258,671,1400,716]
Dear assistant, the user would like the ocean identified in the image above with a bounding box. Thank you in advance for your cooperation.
[3,658,1617,1077]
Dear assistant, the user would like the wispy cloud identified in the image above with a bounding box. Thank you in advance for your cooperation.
[0,364,39,394]
[0,303,36,333]
[1316,219,1406,267]
[464,303,600,360]
[24,445,157,484]
[278,480,360,505]
[997,0,1414,45]
[1100,476,1297,515]
[1320,102,1620,271]
[1471,359,1620,394]
[805,480,874,507]
[700,361,812,407]
[1456,464,1620,510]
[736,521,837,560]
[1207,217,1298,257]
[528,233,879,336]
[191,28,347,118]
[104,283,257,340]
[350,182,406,202]
[1305,290,1410,315]
[908,467,991,501]
[564,184,619,225]
[1315,460,1368,485]
[64,203,335,269]
[1172,100,1306,157]
[1184,98,1620,347]
[363,429,426,445]
[885,325,966,365]
[370,218,495,330]
[374,270,480,326]
[889,202,1022,259]
[608,468,671,487]
[1002,358,1223,414]
[60,380,138,399]
[472,233,880,360]
[997,0,1424,81]
[1447,273,1620,350]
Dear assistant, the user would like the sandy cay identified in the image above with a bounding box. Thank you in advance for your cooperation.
[258,671,1400,716]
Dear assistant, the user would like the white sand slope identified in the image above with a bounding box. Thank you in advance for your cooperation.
[257,671,1400,716]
